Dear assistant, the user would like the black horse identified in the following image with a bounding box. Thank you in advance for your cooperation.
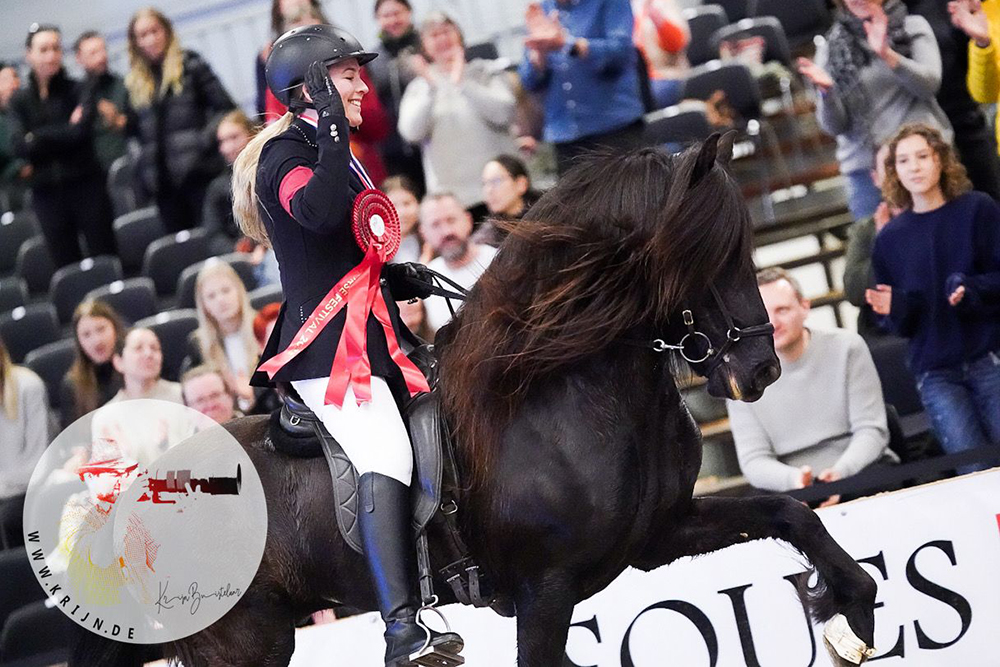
[71,136,876,666]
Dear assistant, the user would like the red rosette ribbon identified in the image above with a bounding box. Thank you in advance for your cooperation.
[256,188,429,407]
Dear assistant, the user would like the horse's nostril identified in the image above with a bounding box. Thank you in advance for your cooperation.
[752,363,780,393]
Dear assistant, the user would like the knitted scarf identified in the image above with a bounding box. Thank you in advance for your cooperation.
[826,0,913,132]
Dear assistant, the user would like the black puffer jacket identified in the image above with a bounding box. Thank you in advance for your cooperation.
[8,69,102,188]
[131,50,235,194]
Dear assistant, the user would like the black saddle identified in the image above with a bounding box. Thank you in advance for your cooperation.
[266,344,501,611]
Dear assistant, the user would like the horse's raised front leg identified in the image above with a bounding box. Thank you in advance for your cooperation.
[635,495,877,666]
[514,570,577,667]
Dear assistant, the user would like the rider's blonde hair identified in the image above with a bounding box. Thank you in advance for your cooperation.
[231,113,294,246]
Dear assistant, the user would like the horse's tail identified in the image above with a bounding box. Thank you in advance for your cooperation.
[69,633,149,667]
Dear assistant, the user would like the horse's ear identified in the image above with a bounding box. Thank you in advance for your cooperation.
[716,130,737,167]
[690,132,721,189]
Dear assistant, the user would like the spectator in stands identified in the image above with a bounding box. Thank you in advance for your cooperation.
[109,327,183,404]
[397,12,518,212]
[125,7,235,233]
[59,300,125,430]
[183,261,259,413]
[519,0,646,175]
[867,123,1000,460]
[203,110,259,255]
[368,0,426,191]
[256,0,330,120]
[728,269,894,500]
[797,0,953,220]
[632,0,691,109]
[0,334,49,549]
[419,192,498,333]
[473,154,540,247]
[181,365,238,424]
[0,61,29,212]
[74,30,130,176]
[843,143,900,338]
[383,174,426,265]
[899,0,1000,200]
[9,23,117,268]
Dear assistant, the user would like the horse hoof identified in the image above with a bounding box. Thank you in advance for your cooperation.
[822,614,875,665]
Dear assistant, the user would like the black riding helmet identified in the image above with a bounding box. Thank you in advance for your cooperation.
[265,24,378,107]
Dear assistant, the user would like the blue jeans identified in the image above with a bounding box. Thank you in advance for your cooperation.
[845,168,882,220]
[917,350,1000,471]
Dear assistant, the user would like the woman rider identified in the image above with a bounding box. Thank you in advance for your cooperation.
[231,24,464,666]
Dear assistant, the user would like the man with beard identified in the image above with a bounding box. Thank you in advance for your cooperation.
[419,192,497,334]
[74,30,130,174]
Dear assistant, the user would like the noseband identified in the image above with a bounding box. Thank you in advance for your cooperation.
[646,286,774,375]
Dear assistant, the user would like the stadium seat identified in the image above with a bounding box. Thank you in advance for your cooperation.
[142,228,213,297]
[0,304,60,363]
[755,0,831,50]
[49,255,124,324]
[711,17,792,67]
[683,5,729,67]
[114,206,165,272]
[0,277,28,312]
[465,41,499,61]
[249,283,283,311]
[24,338,76,411]
[135,309,199,382]
[682,60,762,122]
[0,210,38,276]
[15,237,56,296]
[175,253,258,309]
[107,153,145,218]
[712,0,748,23]
[85,277,158,324]
[644,103,714,149]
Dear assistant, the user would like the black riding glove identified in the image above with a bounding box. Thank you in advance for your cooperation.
[384,262,435,301]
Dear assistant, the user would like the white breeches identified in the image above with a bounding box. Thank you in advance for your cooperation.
[291,376,414,486]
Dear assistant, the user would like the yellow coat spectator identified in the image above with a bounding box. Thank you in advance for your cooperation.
[951,0,1000,150]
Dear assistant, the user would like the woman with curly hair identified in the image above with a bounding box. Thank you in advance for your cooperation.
[866,123,1000,461]
[125,7,235,233]
[796,0,952,220]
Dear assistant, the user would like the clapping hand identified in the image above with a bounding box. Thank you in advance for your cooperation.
[864,4,891,59]
[949,0,992,47]
[524,2,566,53]
[816,469,842,508]
[865,284,892,315]
[796,57,834,92]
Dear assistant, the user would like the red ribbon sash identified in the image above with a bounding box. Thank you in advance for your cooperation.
[257,189,428,408]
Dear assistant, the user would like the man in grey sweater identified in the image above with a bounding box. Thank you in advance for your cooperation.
[727,269,895,496]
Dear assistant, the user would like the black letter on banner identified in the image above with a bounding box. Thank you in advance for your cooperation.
[619,601,718,667]
[564,615,601,667]
[720,577,818,667]
[906,540,971,650]
[860,552,904,661]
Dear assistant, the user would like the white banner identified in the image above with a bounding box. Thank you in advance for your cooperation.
[270,469,1000,666]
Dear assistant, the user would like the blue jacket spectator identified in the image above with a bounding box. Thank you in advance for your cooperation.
[518,0,645,174]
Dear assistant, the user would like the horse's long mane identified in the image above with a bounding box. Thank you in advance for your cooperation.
[439,139,754,489]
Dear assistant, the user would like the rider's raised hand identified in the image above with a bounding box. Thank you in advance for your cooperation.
[304,61,345,121]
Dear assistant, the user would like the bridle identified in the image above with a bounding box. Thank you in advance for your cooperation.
[643,285,774,376]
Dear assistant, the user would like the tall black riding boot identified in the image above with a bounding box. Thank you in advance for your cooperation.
[357,472,465,666]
